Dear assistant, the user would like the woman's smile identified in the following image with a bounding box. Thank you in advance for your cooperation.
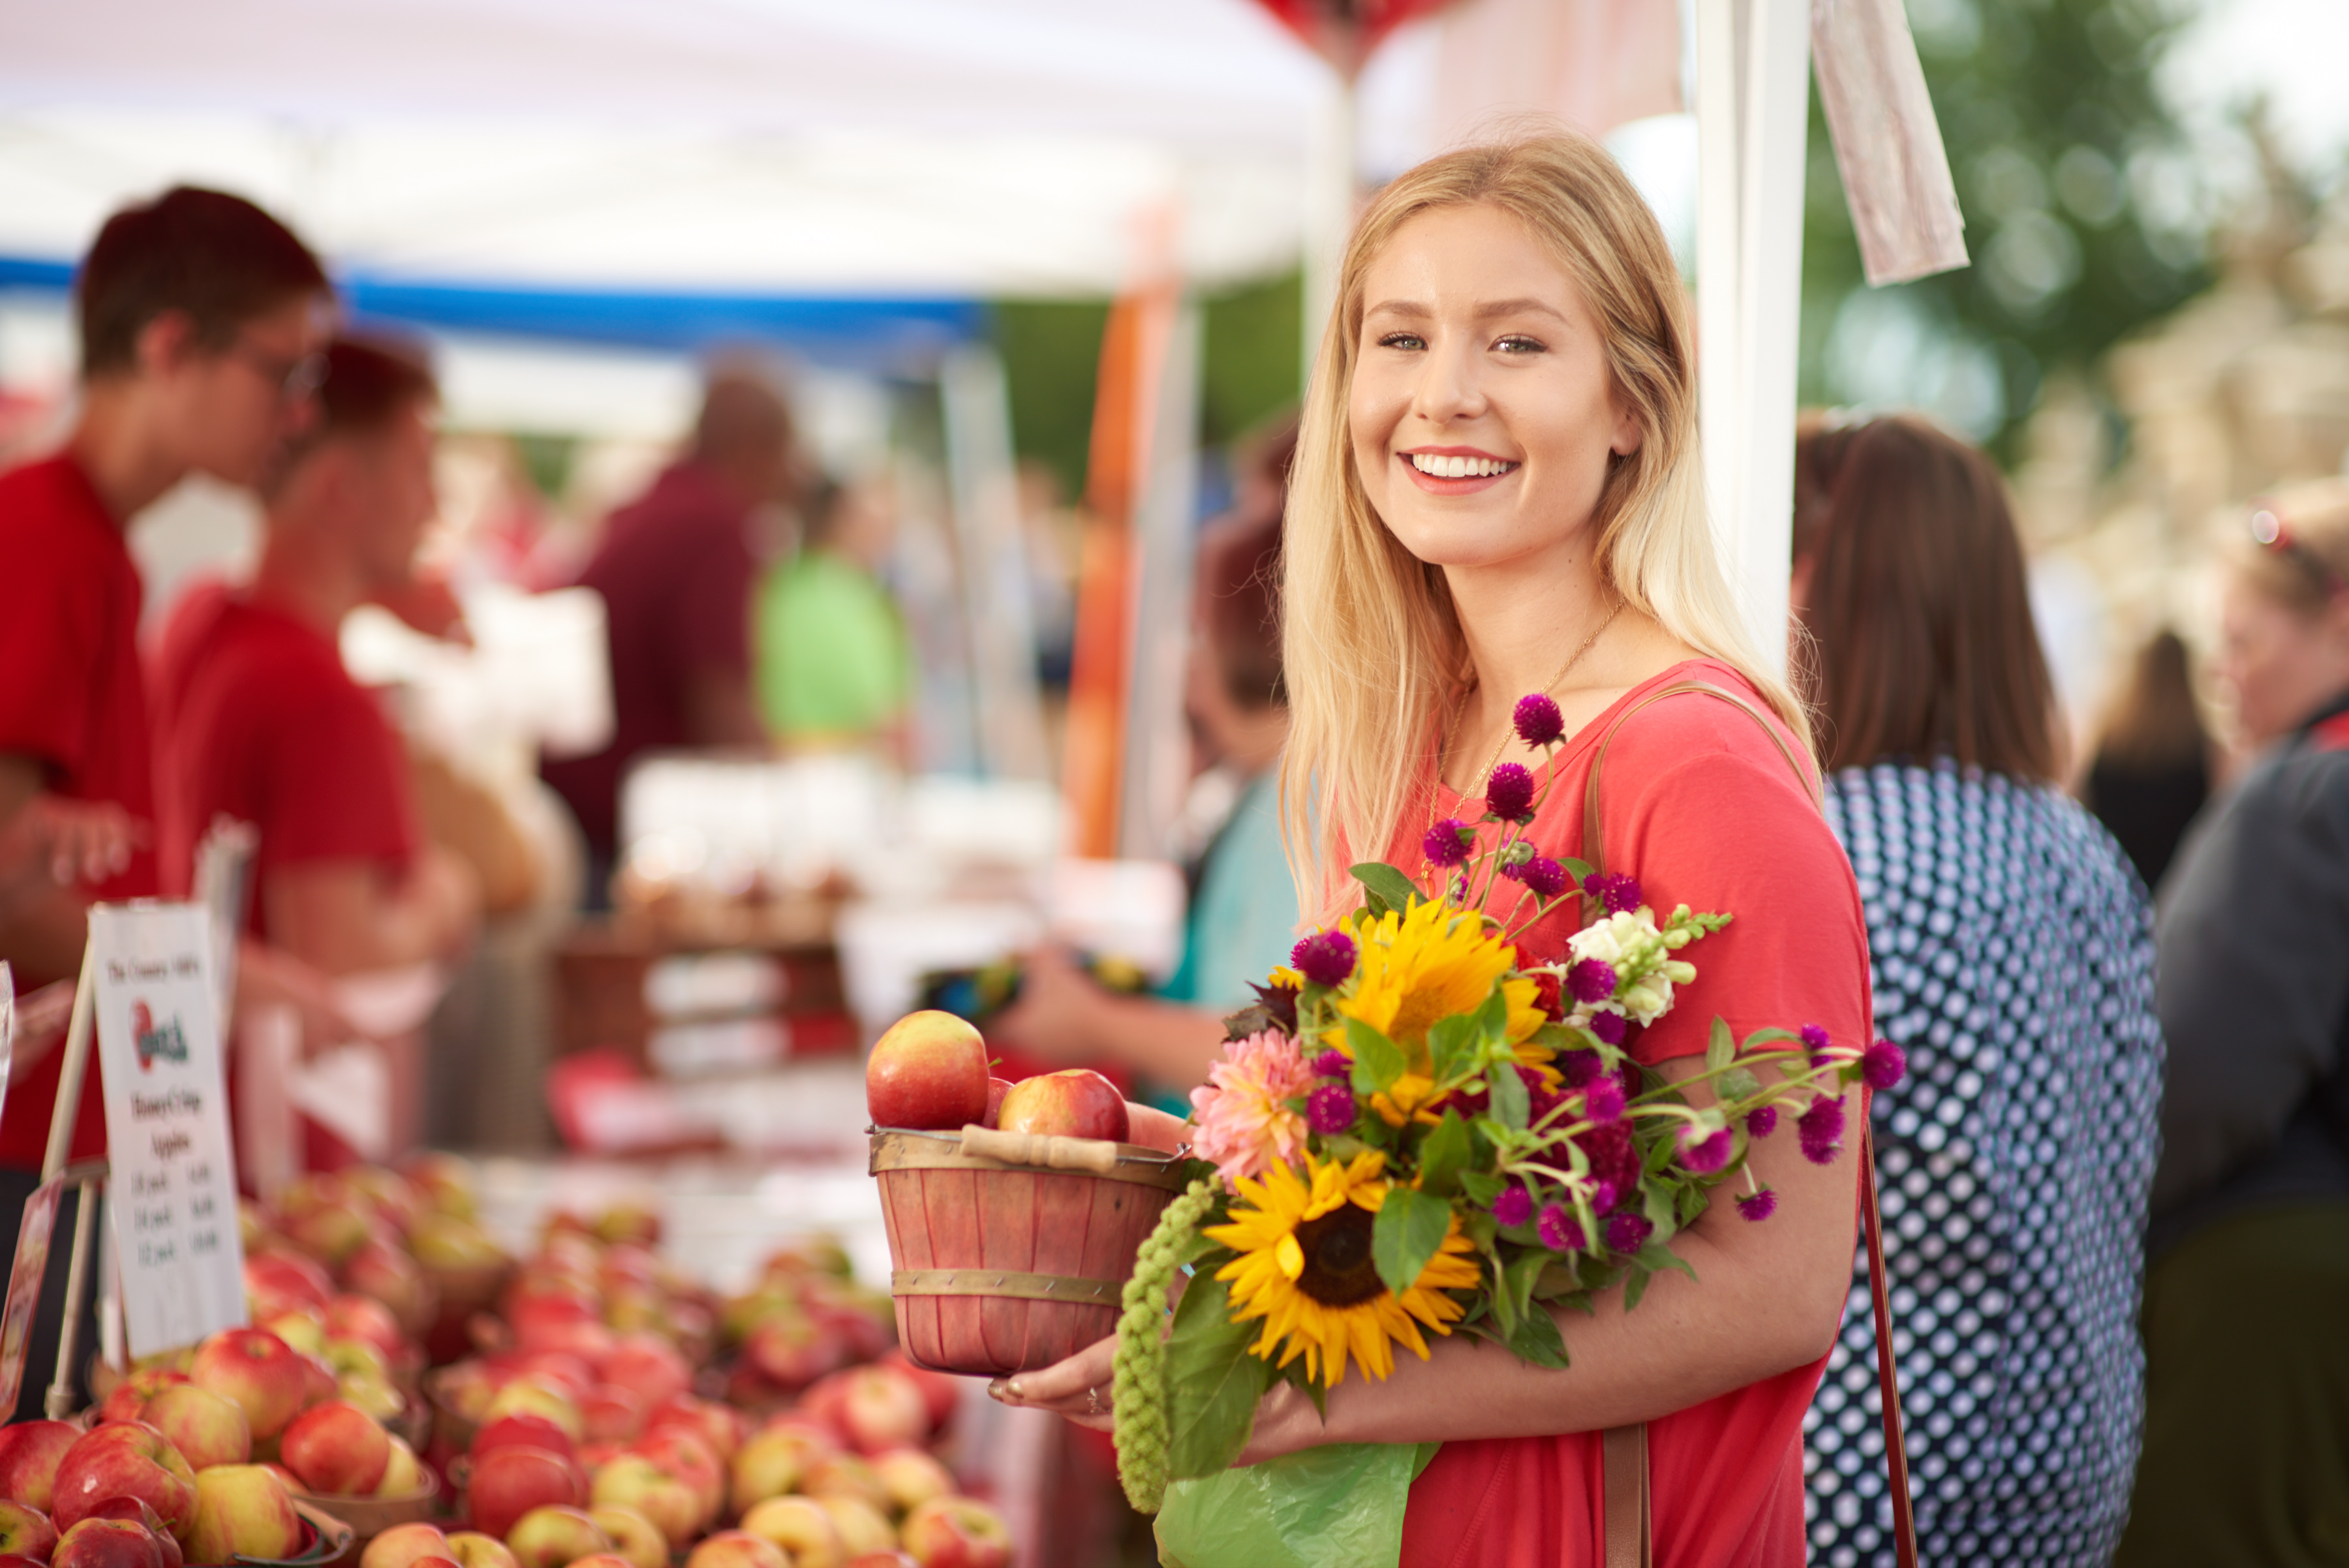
[1401,444,1522,494]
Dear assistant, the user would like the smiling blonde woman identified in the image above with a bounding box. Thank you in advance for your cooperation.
[994,130,1874,1568]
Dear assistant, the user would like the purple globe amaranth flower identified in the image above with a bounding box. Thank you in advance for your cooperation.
[1485,763,1537,823]
[1491,1184,1535,1228]
[1862,1038,1908,1091]
[1604,1213,1653,1253]
[1521,857,1569,899]
[1581,871,1642,914]
[1588,1178,1620,1216]
[1583,1076,1625,1124]
[1745,1103,1778,1139]
[1513,693,1565,748]
[1519,1064,1563,1124]
[1736,1188,1779,1223]
[1567,959,1618,1006]
[1561,1049,1606,1090]
[1311,1049,1351,1079]
[1798,1094,1847,1165]
[1678,1126,1733,1175]
[1423,818,1473,868]
[1290,930,1359,988]
[1538,1203,1586,1252]
[1588,1010,1629,1046]
[1800,1023,1832,1065]
[1306,1082,1357,1136]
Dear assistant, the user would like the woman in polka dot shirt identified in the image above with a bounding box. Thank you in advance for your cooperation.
[1789,415,2164,1567]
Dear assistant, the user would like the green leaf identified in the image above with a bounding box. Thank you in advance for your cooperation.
[1371,1185,1455,1297]
[1501,1248,1546,1329]
[1635,1238,1698,1282]
[1718,1067,1760,1102]
[1426,1014,1477,1082]
[1345,1017,1407,1095]
[1561,856,1595,884]
[1163,1270,1276,1479]
[1488,1060,1529,1130]
[1503,1300,1572,1369]
[1458,1169,1504,1205]
[1623,1264,1654,1312]
[1706,1016,1735,1074]
[1351,862,1424,915]
[1473,985,1511,1046]
[1417,1111,1473,1197]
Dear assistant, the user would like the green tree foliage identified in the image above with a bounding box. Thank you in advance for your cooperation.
[1800,0,2210,457]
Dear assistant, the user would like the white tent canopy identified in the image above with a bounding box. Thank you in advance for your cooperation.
[0,0,1355,297]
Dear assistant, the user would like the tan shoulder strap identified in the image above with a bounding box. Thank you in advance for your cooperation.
[1587,683,1915,1568]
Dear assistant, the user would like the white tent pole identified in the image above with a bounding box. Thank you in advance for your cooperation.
[1732,0,1811,675]
[941,343,1051,782]
[1695,0,1745,591]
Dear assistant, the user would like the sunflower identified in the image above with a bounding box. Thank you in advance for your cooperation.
[1204,1150,1482,1386]
[1331,899,1549,1071]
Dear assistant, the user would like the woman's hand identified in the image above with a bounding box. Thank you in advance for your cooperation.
[990,945,1112,1065]
[987,1334,1118,1433]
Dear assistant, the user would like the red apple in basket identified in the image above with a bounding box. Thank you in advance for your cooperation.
[621,1430,721,1533]
[466,1446,586,1541]
[682,1534,784,1568]
[281,1399,392,1494]
[728,1426,827,1513]
[982,1079,1011,1129]
[185,1464,303,1565]
[502,1506,609,1568]
[899,1497,1011,1568]
[737,1498,840,1568]
[191,1328,307,1439]
[583,1507,664,1568]
[0,1422,82,1511]
[97,1370,188,1426]
[442,1535,519,1568]
[141,1383,251,1471]
[643,1394,745,1463]
[868,1449,953,1517]
[474,1415,576,1463]
[848,1554,917,1568]
[362,1523,453,1568]
[831,1367,929,1456]
[80,1501,178,1568]
[0,1498,58,1561]
[596,1339,688,1413]
[561,1556,632,1568]
[880,1352,960,1435]
[50,1518,164,1568]
[50,1423,196,1536]
[378,1434,425,1497]
[0,1552,50,1568]
[865,1013,989,1131]
[585,1458,694,1551]
[995,1069,1128,1143]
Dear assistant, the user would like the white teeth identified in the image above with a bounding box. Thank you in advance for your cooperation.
[1409,453,1516,478]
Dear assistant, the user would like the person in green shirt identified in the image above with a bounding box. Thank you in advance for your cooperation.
[996,427,1298,1096]
[756,476,914,758]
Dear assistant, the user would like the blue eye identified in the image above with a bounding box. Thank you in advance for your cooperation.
[1376,331,1426,351]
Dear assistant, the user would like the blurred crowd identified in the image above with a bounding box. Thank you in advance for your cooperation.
[3,177,2348,1563]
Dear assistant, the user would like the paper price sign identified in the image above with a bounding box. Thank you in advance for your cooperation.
[89,904,248,1357]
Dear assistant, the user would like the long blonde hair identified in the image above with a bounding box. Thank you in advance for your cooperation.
[1279,129,1809,914]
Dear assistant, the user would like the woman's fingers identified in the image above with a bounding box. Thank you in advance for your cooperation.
[987,1334,1118,1421]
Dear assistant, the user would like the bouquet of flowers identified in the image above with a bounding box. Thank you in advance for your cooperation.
[1111,692,1904,1542]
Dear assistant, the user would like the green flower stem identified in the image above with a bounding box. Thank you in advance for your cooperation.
[1113,1176,1220,1514]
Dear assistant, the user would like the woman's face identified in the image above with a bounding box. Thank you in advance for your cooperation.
[1348,203,1640,576]
[2215,567,2349,747]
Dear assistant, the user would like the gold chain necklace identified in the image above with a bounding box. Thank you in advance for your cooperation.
[1423,597,1623,871]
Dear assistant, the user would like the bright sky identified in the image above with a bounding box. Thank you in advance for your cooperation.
[2164,0,2349,177]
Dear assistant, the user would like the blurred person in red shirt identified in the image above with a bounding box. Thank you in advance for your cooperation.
[542,369,795,893]
[153,334,481,974]
[0,185,329,1416]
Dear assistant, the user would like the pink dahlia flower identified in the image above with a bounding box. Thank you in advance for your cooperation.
[1189,1029,1315,1186]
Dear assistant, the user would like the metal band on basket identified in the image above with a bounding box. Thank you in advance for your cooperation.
[868,1130,1191,1190]
[891,1268,1124,1304]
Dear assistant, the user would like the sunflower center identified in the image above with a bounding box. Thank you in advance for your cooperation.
[1292,1205,1385,1307]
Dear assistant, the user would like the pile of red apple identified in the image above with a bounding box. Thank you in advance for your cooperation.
[0,1314,431,1568]
[865,1012,1127,1143]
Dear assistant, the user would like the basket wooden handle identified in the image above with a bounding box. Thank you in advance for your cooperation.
[957,1125,1122,1174]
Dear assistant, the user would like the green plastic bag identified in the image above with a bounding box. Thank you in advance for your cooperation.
[1153,1442,1440,1568]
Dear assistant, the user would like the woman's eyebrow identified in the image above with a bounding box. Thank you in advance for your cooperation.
[1361,297,1571,324]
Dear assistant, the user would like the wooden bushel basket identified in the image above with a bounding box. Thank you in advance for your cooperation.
[871,1127,1190,1376]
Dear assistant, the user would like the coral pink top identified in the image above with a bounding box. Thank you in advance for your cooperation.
[1390,659,1871,1568]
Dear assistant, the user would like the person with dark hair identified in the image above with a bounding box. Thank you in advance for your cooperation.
[1791,414,2162,1567]
[0,184,329,1415]
[2081,629,2213,893]
[2115,478,2349,1567]
[542,367,795,890]
[993,422,1298,1093]
[151,334,480,977]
